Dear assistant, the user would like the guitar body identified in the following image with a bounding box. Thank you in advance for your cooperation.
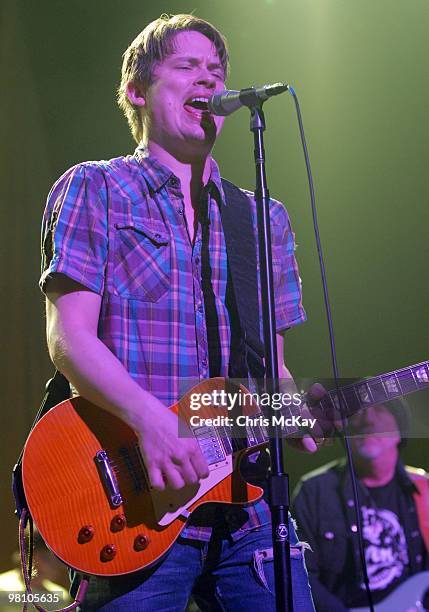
[22,379,263,576]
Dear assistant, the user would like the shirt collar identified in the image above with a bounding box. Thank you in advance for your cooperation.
[339,458,418,499]
[206,157,226,204]
[134,146,175,193]
[134,145,226,202]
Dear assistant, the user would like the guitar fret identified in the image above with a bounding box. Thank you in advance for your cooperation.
[395,371,402,394]
[382,373,400,397]
[357,381,374,406]
[396,368,419,395]
[367,377,388,405]
[218,425,233,455]
[246,423,258,447]
[340,388,349,414]
[327,387,357,419]
[341,386,361,418]
[412,364,429,386]
[246,413,271,446]
[254,421,266,444]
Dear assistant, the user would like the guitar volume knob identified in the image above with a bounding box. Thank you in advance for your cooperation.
[134,534,150,551]
[78,525,94,543]
[111,514,127,532]
[100,544,117,562]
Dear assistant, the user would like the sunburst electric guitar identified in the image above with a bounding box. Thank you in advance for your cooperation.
[22,362,429,576]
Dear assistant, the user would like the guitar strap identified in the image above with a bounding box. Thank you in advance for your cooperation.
[407,466,429,552]
[12,370,70,518]
[219,178,265,380]
[11,371,73,611]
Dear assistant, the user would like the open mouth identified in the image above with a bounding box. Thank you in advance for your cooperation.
[184,97,211,119]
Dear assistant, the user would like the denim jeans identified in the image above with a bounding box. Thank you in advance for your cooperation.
[77,519,315,611]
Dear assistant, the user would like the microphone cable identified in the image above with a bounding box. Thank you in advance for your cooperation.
[287,85,375,612]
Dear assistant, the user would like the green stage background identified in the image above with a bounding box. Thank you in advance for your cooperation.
[1,0,428,572]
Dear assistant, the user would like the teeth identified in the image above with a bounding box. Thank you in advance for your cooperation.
[191,97,209,103]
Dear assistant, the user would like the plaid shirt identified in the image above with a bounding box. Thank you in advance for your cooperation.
[40,146,306,541]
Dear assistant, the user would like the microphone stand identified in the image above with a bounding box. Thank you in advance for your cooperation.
[249,101,294,611]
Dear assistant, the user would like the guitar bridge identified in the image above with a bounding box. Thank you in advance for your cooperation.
[95,450,123,508]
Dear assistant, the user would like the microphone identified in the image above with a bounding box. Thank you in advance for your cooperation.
[208,82,289,116]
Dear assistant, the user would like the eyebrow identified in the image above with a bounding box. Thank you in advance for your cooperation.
[170,55,224,71]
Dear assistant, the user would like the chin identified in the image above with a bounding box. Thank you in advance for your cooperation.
[188,114,218,137]
[183,132,216,155]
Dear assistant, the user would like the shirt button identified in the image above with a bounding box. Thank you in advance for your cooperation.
[177,207,184,215]
[197,304,204,314]
[416,554,422,563]
[411,530,420,538]
[168,176,180,188]
[351,524,358,533]
[324,531,334,540]
[347,500,354,507]
[201,358,208,368]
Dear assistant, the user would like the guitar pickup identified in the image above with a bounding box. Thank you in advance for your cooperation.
[95,450,123,508]
[193,426,226,465]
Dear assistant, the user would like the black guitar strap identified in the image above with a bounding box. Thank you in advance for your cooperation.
[220,178,265,380]
[11,371,72,610]
[12,370,70,518]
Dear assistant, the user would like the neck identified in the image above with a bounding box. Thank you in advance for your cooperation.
[147,141,212,206]
[355,448,399,487]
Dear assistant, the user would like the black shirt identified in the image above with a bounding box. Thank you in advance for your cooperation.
[350,478,423,606]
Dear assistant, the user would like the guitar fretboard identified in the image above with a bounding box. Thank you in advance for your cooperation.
[320,360,429,419]
[193,360,429,463]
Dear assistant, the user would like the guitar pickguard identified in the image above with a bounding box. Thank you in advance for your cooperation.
[151,455,233,525]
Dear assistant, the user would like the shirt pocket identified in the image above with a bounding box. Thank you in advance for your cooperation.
[113,219,170,302]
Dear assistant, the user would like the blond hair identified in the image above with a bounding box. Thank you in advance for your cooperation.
[117,14,229,144]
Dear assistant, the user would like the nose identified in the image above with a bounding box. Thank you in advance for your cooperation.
[194,67,217,90]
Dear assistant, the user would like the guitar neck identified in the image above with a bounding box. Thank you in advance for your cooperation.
[321,359,429,420]
[192,360,429,462]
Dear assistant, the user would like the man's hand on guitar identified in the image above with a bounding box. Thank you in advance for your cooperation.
[287,383,331,452]
[136,407,209,491]
[305,382,347,442]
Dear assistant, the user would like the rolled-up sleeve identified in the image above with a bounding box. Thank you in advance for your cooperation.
[40,162,108,295]
[270,199,306,331]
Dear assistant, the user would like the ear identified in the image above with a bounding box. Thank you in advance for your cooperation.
[126,81,146,107]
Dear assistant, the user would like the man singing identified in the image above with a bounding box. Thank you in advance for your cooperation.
[40,14,316,610]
